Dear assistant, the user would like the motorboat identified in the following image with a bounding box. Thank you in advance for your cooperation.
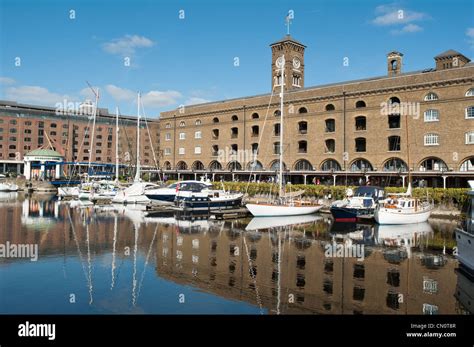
[174,181,243,211]
[245,214,321,231]
[330,186,385,221]
[145,180,213,205]
[0,181,19,192]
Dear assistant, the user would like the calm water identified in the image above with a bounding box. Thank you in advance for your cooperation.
[0,193,470,315]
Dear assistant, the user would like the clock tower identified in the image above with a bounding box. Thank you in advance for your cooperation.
[270,35,306,91]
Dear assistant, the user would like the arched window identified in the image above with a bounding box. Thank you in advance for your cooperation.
[251,125,259,137]
[192,161,205,170]
[460,157,474,171]
[325,139,335,153]
[325,119,335,132]
[211,145,219,156]
[298,107,308,114]
[270,160,286,171]
[251,112,259,119]
[383,158,408,172]
[165,123,171,129]
[419,157,448,171]
[179,121,186,127]
[298,140,307,153]
[163,161,171,170]
[294,159,313,171]
[424,133,439,146]
[355,116,366,131]
[231,127,238,138]
[251,143,259,155]
[424,109,439,122]
[355,100,366,108]
[212,129,219,139]
[390,60,398,70]
[176,161,188,170]
[247,160,263,170]
[389,96,401,105]
[465,88,474,97]
[321,159,341,171]
[274,109,281,117]
[195,119,202,126]
[227,161,242,171]
[355,137,366,152]
[325,103,335,111]
[209,160,222,170]
[388,136,401,151]
[212,117,219,123]
[298,121,308,134]
[424,92,438,101]
[231,115,238,121]
[350,159,373,172]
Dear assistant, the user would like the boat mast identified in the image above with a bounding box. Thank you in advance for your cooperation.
[115,107,119,183]
[404,109,412,193]
[87,88,99,182]
[134,92,141,182]
[278,55,285,198]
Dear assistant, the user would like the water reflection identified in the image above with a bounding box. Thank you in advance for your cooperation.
[0,195,469,315]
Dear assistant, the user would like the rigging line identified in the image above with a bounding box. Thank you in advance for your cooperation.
[139,99,162,182]
[67,207,89,283]
[137,224,159,300]
[66,114,93,181]
[132,221,139,306]
[243,235,264,314]
[86,222,94,305]
[244,86,277,195]
[111,214,118,290]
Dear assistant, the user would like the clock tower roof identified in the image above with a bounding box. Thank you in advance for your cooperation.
[270,34,306,48]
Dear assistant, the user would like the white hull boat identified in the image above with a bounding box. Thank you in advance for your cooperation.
[375,202,433,224]
[0,182,19,192]
[246,214,321,230]
[246,203,322,217]
[58,186,79,198]
[112,182,160,204]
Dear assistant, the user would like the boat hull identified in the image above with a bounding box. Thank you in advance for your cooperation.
[456,228,474,270]
[246,203,322,217]
[330,206,374,222]
[0,183,19,192]
[374,207,432,224]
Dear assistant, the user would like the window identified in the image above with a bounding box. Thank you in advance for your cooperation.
[325,139,335,153]
[355,138,366,152]
[38,121,44,128]
[164,133,171,141]
[9,136,16,141]
[424,92,438,101]
[164,148,171,155]
[50,123,57,128]
[50,131,56,136]
[466,131,474,144]
[388,136,401,151]
[213,117,219,123]
[165,123,171,129]
[251,125,259,137]
[0,128,3,133]
[466,106,474,119]
[298,107,308,114]
[231,127,238,138]
[353,286,365,301]
[325,119,335,132]
[294,159,312,171]
[424,133,439,146]
[292,75,301,87]
[355,100,366,108]
[230,144,238,154]
[194,146,201,154]
[422,303,439,315]
[355,116,366,131]
[212,145,219,156]
[178,147,185,155]
[251,112,259,119]
[179,132,186,140]
[195,119,201,126]
[24,137,31,142]
[298,121,308,134]
[325,104,335,111]
[424,109,439,122]
[179,121,185,127]
[274,110,281,117]
[274,123,280,136]
[351,159,373,171]
[419,157,448,171]
[388,114,400,128]
[298,140,307,153]
[212,129,219,139]
[273,142,281,155]
[231,115,238,122]
[465,88,474,97]
[9,144,16,150]
[9,128,17,133]
[9,119,17,125]
[251,143,259,155]
[195,131,202,139]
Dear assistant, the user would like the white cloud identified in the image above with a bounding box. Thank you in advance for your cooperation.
[102,35,155,56]
[4,85,71,105]
[79,86,100,101]
[391,24,423,35]
[105,84,136,101]
[372,5,428,26]
[467,27,474,48]
[0,77,16,86]
[185,97,211,105]
[105,84,182,108]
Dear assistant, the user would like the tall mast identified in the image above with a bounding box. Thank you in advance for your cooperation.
[115,107,120,183]
[87,88,99,182]
[278,55,285,198]
[404,110,412,192]
[134,92,141,182]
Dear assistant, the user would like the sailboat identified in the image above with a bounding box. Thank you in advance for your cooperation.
[375,105,434,224]
[246,55,322,217]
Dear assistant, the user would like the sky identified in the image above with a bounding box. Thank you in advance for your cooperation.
[0,0,473,118]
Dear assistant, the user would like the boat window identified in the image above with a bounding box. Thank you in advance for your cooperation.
[168,183,177,188]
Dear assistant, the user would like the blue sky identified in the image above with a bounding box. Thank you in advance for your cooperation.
[0,0,473,118]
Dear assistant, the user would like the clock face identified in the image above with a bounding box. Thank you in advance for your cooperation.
[276,56,284,68]
[293,57,301,69]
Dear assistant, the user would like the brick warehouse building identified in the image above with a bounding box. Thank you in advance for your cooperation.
[159,35,474,188]
[0,100,160,178]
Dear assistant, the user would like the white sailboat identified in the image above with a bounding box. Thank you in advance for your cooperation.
[375,110,434,224]
[246,54,322,217]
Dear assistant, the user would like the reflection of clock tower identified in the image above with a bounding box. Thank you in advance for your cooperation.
[270,34,306,91]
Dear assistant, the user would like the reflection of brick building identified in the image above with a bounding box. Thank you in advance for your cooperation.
[0,101,160,176]
[160,36,474,187]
